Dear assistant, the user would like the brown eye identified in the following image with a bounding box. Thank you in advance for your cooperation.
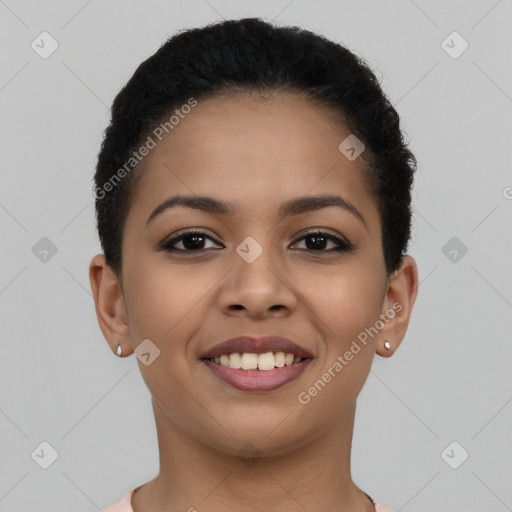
[159,230,223,253]
[291,230,355,253]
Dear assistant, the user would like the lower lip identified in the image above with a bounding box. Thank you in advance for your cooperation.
[202,359,312,391]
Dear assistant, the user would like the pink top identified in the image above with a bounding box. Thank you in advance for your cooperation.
[102,487,391,511]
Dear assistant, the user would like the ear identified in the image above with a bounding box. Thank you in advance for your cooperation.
[376,255,419,357]
[89,254,132,356]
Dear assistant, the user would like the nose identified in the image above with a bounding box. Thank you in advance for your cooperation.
[216,248,297,319]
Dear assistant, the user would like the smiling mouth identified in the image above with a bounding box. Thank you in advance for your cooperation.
[200,352,313,392]
[201,351,309,371]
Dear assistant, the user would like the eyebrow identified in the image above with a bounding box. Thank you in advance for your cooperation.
[145,193,368,230]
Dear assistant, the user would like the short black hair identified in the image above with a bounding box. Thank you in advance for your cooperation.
[93,17,417,277]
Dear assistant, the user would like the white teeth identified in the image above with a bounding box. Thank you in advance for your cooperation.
[274,352,285,367]
[229,352,242,369]
[212,351,304,370]
[240,353,258,370]
[258,352,275,370]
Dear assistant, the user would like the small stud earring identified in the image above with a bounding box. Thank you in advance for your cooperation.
[384,341,391,351]
[116,344,122,356]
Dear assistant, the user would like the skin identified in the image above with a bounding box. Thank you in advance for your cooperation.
[89,92,418,512]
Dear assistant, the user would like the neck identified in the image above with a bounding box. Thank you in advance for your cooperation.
[132,397,374,512]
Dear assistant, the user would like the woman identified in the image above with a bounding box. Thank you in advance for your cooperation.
[89,17,419,512]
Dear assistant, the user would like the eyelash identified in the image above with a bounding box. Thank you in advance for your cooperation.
[158,229,355,255]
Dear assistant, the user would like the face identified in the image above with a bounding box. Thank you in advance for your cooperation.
[92,93,417,457]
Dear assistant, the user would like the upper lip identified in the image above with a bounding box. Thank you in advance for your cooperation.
[199,335,314,359]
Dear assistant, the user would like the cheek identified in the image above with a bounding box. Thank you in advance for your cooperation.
[299,263,384,408]
[126,262,207,342]
[124,267,203,413]
[310,264,384,346]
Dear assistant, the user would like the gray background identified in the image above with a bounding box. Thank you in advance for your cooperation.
[1,0,511,511]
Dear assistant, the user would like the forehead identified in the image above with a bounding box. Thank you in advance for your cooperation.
[128,93,378,227]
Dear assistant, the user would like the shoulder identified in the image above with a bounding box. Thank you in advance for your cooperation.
[374,501,392,512]
[101,488,135,512]
[366,493,392,512]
